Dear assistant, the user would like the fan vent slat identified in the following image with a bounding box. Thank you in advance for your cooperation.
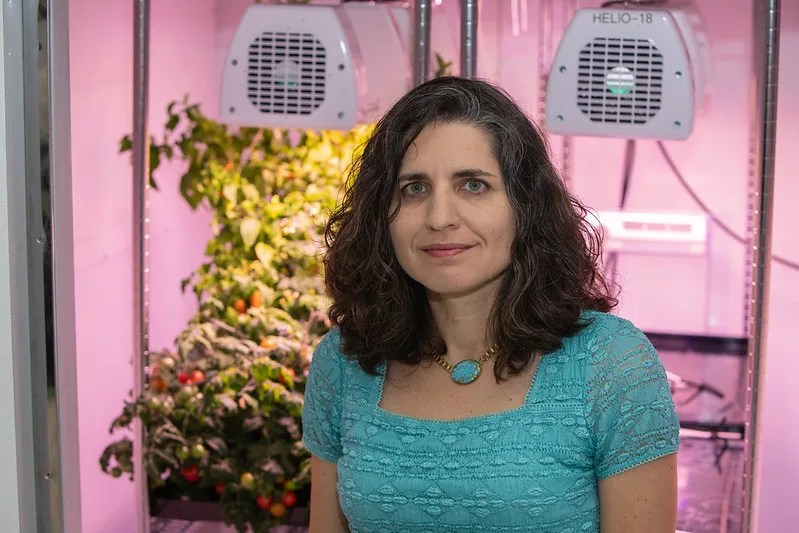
[576,37,664,125]
[246,31,326,116]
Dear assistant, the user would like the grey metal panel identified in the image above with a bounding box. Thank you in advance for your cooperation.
[1,0,41,531]
[47,0,82,530]
[21,0,59,530]
[0,9,24,533]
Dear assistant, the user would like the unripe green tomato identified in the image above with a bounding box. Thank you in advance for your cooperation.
[111,467,122,478]
[190,443,207,459]
[160,356,176,370]
[175,386,198,406]
[240,472,256,490]
[176,446,191,461]
[160,396,175,414]
[224,307,238,327]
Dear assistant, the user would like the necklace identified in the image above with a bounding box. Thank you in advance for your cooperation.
[430,344,499,385]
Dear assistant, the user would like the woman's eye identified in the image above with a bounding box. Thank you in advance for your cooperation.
[464,179,487,193]
[402,182,427,195]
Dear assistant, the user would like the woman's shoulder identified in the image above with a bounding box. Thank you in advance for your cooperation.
[565,310,666,388]
[554,310,658,375]
[578,309,642,335]
[565,310,649,350]
[308,327,371,381]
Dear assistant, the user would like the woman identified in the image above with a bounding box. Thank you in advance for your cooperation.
[302,77,679,532]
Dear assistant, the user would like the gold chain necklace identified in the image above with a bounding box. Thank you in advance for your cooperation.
[430,344,499,385]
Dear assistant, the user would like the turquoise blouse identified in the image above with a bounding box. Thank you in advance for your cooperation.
[302,311,680,532]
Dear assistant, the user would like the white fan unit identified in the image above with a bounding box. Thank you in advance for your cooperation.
[220,3,412,130]
[545,7,707,140]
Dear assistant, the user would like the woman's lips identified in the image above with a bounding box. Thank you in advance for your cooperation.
[422,245,474,258]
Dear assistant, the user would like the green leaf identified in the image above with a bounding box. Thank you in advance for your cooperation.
[209,458,234,476]
[241,182,260,201]
[215,393,238,412]
[240,393,259,409]
[204,437,228,454]
[119,135,132,153]
[152,448,179,468]
[254,243,274,268]
[180,173,203,209]
[166,113,180,132]
[240,217,262,249]
[223,183,238,203]
[242,417,263,431]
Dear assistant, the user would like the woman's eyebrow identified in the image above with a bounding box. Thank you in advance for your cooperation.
[397,172,426,183]
[452,168,496,179]
[397,168,496,183]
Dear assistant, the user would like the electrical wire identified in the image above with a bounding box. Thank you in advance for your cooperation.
[656,141,799,272]
[619,139,636,207]
[604,139,637,280]
[600,0,665,7]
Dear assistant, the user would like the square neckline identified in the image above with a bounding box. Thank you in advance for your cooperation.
[373,351,549,425]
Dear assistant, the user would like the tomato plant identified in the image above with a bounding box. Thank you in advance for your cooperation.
[100,97,368,532]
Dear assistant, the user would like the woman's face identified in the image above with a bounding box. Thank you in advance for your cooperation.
[389,122,516,298]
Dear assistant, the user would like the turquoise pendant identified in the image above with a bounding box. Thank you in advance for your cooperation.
[451,359,482,385]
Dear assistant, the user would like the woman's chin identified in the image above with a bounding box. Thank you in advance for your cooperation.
[420,276,503,300]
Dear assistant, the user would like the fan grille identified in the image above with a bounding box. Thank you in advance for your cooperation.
[577,37,663,124]
[247,32,326,116]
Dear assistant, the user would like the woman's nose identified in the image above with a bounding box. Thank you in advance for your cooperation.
[424,190,460,230]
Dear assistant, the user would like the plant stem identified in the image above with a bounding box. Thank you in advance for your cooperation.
[237,129,266,173]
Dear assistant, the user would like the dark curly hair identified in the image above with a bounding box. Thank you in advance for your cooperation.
[324,76,617,380]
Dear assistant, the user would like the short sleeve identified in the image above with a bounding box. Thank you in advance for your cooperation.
[584,316,680,480]
[301,328,344,463]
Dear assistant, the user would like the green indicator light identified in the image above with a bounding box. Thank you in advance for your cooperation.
[605,66,635,95]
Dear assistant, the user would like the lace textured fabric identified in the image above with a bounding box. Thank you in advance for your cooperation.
[302,311,680,532]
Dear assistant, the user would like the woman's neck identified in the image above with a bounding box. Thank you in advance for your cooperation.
[426,278,502,363]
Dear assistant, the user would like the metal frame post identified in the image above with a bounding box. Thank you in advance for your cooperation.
[48,0,83,529]
[743,1,781,531]
[460,0,478,78]
[132,0,152,531]
[413,0,432,86]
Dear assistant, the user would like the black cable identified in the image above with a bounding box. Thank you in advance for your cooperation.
[600,0,665,7]
[619,139,636,208]
[656,141,799,272]
[604,140,637,280]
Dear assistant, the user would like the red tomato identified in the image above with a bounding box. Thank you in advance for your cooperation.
[180,465,200,483]
[190,370,205,384]
[269,502,286,517]
[278,368,295,387]
[233,299,247,314]
[256,494,272,510]
[249,291,263,308]
[151,376,168,393]
[178,372,189,384]
[215,483,226,495]
[281,490,297,507]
